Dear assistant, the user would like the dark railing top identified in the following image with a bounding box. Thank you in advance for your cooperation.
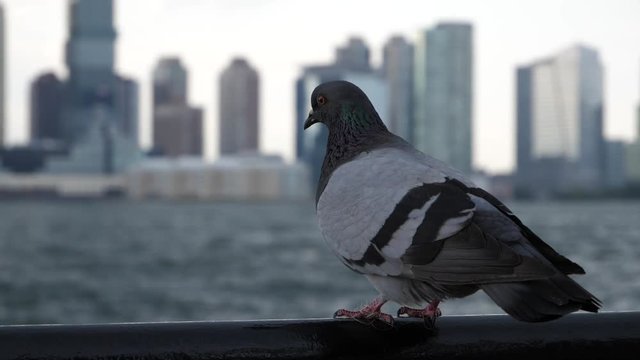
[1,312,639,360]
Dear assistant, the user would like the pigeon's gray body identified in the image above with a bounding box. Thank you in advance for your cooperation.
[308,81,600,322]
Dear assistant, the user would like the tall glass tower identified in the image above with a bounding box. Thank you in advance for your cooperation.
[64,0,117,142]
[414,22,473,175]
[516,45,605,194]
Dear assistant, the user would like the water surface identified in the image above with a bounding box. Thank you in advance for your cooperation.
[0,199,637,324]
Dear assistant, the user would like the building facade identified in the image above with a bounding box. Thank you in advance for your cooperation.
[414,23,473,175]
[30,72,65,143]
[153,57,187,107]
[51,0,140,174]
[218,58,260,155]
[126,155,310,201]
[114,76,139,146]
[47,106,143,174]
[516,45,605,195]
[382,35,414,142]
[152,57,203,157]
[604,140,626,189]
[335,37,371,72]
[153,105,203,157]
[64,0,118,142]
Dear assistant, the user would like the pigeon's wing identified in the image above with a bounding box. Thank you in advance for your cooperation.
[317,147,553,283]
[393,181,555,285]
[444,178,585,275]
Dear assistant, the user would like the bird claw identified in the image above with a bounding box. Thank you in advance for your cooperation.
[397,306,442,318]
[397,304,442,328]
[333,308,395,328]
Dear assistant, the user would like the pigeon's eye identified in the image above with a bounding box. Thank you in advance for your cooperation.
[317,95,327,106]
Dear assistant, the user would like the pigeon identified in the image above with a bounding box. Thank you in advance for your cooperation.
[304,80,600,326]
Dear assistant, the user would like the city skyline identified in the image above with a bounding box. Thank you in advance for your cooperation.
[2,0,640,173]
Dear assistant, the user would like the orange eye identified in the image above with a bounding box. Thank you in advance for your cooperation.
[317,95,327,106]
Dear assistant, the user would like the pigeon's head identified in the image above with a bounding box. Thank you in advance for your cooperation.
[304,81,387,134]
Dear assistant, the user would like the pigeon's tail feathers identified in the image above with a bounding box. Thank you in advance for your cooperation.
[481,274,601,322]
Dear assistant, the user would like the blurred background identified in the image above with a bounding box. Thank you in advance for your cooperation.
[0,0,638,324]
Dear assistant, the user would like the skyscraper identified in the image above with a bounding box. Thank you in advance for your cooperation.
[604,140,626,189]
[219,58,259,155]
[152,57,203,157]
[335,37,371,72]
[414,22,473,175]
[49,0,140,174]
[153,106,203,157]
[515,67,533,184]
[0,3,4,147]
[114,76,139,146]
[64,0,117,142]
[382,35,414,142]
[30,72,65,142]
[153,57,187,107]
[516,45,605,194]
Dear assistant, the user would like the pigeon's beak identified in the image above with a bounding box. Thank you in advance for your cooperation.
[304,110,319,130]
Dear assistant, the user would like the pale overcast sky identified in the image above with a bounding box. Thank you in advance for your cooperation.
[2,0,640,173]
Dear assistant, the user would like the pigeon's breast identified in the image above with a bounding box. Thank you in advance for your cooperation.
[316,148,448,264]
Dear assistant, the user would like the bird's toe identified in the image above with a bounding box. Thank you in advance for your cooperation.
[397,306,410,317]
[333,309,352,319]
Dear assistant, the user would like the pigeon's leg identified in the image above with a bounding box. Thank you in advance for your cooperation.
[397,300,442,326]
[333,297,393,326]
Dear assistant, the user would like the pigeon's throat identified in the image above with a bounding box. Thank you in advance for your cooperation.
[330,107,386,138]
[324,115,385,170]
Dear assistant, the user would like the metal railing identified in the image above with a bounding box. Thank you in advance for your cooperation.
[0,312,638,360]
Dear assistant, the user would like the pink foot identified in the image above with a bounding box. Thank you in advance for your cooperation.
[333,297,394,327]
[397,300,442,326]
